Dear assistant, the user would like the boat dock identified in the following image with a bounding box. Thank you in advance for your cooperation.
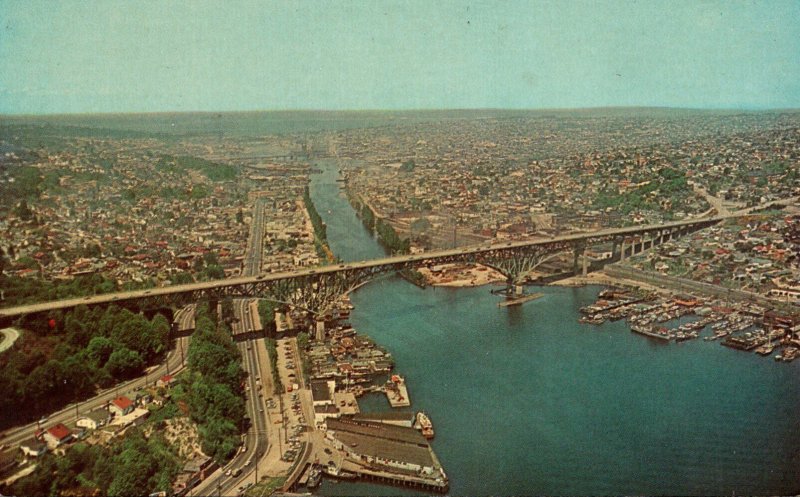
[385,375,411,407]
[323,417,449,493]
[498,292,544,307]
[339,460,449,493]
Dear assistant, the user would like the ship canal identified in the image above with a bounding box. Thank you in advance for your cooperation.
[308,159,800,496]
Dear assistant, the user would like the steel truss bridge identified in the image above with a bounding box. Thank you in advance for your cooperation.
[0,214,740,325]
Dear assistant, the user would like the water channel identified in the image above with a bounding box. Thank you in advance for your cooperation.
[307,160,800,495]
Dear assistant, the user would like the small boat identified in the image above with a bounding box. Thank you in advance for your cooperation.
[307,466,322,488]
[416,411,435,439]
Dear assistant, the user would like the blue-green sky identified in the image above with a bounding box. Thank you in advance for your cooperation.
[1,0,799,114]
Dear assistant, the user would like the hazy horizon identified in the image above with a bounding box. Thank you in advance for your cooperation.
[4,105,800,119]
[2,0,799,115]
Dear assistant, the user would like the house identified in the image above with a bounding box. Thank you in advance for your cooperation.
[110,396,134,416]
[110,408,150,429]
[156,374,176,388]
[77,410,112,431]
[43,423,73,447]
[19,438,47,458]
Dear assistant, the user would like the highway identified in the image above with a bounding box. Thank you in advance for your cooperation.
[3,197,796,322]
[0,214,735,320]
[199,198,274,496]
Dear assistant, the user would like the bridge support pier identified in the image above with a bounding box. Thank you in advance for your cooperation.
[582,246,589,276]
[573,247,581,275]
[315,320,326,341]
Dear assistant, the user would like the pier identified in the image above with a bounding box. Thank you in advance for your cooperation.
[498,292,544,307]
[323,417,449,492]
[384,375,411,407]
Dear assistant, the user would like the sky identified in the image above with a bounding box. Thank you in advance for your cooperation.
[1,0,799,114]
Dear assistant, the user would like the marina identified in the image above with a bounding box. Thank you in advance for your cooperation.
[577,287,800,360]
[309,162,800,495]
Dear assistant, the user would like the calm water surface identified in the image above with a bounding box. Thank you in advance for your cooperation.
[309,162,800,495]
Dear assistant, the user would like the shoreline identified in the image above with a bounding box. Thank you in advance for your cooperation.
[549,271,667,293]
[417,264,506,288]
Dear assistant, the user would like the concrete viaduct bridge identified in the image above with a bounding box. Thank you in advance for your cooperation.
[0,215,737,327]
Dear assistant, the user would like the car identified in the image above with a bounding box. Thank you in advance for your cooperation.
[225,469,232,476]
[232,468,242,477]
[84,296,92,300]
[241,445,247,453]
[259,408,263,412]
[144,290,152,295]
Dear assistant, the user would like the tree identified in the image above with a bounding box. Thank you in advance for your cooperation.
[15,199,34,220]
[105,347,144,379]
[203,251,219,267]
[87,336,115,368]
[110,312,151,356]
[0,247,7,275]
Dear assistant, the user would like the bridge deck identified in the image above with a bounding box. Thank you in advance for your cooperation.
[0,213,756,320]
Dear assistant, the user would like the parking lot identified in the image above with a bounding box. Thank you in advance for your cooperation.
[271,338,312,465]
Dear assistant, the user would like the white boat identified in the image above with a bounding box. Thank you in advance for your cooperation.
[416,411,435,439]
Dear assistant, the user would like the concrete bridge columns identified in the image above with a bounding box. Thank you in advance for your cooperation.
[620,239,626,260]
[573,247,581,275]
[582,246,589,276]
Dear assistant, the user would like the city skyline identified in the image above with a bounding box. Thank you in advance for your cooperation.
[2,0,800,115]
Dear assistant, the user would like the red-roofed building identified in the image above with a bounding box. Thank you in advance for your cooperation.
[157,374,176,388]
[110,396,134,417]
[44,423,73,447]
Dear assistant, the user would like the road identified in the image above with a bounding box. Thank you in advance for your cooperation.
[0,213,736,320]
[0,331,189,449]
[3,197,797,322]
[0,327,20,353]
[692,184,734,216]
[196,197,275,496]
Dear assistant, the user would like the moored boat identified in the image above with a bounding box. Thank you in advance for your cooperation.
[416,411,435,439]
